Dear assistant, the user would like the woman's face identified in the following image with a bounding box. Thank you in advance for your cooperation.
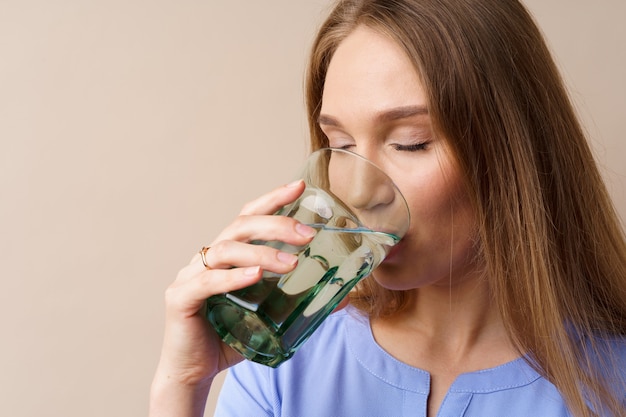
[319,25,479,290]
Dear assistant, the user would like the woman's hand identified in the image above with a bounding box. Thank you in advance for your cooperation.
[149,180,317,417]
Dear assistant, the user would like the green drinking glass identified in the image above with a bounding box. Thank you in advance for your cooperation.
[206,148,411,367]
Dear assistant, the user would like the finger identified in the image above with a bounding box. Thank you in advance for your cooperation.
[166,266,263,316]
[213,240,302,272]
[239,179,305,216]
[216,214,317,246]
[181,240,301,281]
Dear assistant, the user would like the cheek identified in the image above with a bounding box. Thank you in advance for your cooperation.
[405,181,453,228]
[403,171,476,255]
[373,161,480,288]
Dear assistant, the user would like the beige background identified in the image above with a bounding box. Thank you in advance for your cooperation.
[0,1,624,416]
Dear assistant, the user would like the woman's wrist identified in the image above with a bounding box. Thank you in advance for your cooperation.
[149,371,213,417]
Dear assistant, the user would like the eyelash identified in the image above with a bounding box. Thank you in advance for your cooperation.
[392,142,429,152]
[326,135,429,152]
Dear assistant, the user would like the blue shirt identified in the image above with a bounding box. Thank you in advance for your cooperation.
[215,307,626,416]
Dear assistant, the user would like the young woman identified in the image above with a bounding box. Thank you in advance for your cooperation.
[150,1,626,416]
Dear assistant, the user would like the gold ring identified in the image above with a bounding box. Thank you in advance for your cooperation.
[199,246,211,269]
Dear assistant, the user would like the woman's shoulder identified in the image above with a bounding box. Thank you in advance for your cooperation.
[609,335,626,363]
[610,335,626,351]
[602,336,626,403]
[589,334,626,384]
[596,335,626,357]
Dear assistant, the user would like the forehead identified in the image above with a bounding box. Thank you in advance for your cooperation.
[321,25,427,114]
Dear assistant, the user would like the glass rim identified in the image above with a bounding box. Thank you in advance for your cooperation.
[304,147,411,236]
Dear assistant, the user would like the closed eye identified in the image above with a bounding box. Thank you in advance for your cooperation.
[392,142,429,152]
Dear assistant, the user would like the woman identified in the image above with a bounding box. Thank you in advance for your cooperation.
[150,1,626,416]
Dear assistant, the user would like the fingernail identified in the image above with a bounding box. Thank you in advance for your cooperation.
[296,223,317,238]
[286,179,303,188]
[244,266,260,277]
[277,251,298,265]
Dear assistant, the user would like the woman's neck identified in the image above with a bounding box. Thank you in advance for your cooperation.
[371,275,519,372]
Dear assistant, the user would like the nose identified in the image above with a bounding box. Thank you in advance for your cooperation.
[349,157,396,210]
[328,150,397,212]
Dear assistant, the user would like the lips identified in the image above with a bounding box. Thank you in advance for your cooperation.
[383,239,404,262]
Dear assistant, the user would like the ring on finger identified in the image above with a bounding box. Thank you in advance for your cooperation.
[199,246,211,270]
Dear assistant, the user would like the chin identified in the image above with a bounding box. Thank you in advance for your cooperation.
[370,264,413,291]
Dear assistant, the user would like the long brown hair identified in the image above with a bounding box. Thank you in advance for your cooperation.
[305,0,626,415]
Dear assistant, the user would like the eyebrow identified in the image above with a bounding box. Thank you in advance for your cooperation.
[318,105,429,127]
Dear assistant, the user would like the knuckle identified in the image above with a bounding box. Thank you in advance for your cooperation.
[194,274,212,293]
[209,240,228,259]
[230,214,247,229]
[239,200,258,215]
[229,214,249,230]
[164,284,180,306]
[175,264,192,281]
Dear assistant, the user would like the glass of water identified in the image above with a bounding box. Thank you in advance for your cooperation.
[205,148,410,367]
